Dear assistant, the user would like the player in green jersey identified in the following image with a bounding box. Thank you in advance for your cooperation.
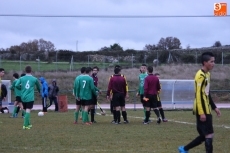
[15,66,40,130]
[76,67,97,125]
[10,73,24,118]
[73,67,86,124]
[136,64,149,122]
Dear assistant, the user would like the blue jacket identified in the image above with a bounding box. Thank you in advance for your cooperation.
[39,77,48,97]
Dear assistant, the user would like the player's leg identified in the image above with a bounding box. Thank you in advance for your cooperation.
[120,94,128,123]
[53,97,59,111]
[22,101,34,129]
[10,100,18,118]
[18,102,24,118]
[157,101,167,122]
[47,97,53,108]
[74,99,81,124]
[143,97,151,124]
[83,102,91,125]
[179,115,206,152]
[90,95,96,123]
[42,97,47,112]
[151,95,161,124]
[140,94,146,120]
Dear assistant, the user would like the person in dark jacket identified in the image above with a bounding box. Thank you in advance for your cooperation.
[0,68,7,111]
[39,77,48,112]
[47,79,59,112]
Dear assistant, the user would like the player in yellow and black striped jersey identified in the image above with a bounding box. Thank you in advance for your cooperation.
[108,65,129,124]
[178,52,221,153]
[154,73,167,122]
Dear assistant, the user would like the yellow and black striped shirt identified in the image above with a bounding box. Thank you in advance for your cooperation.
[193,69,216,115]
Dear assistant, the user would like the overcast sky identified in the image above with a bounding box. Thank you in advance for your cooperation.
[0,0,229,51]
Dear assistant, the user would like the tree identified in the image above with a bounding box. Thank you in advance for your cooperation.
[213,41,222,47]
[110,43,123,51]
[38,38,55,52]
[144,44,158,51]
[99,43,123,51]
[157,37,182,50]
[157,38,167,50]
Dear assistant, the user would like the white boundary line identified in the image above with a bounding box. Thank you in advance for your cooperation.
[96,113,230,129]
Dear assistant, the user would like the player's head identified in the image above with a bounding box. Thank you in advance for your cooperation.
[154,73,160,78]
[13,73,19,79]
[85,67,92,74]
[92,66,99,75]
[147,66,153,74]
[201,52,215,71]
[0,68,5,77]
[80,67,86,74]
[114,65,121,74]
[21,73,26,77]
[25,66,32,73]
[140,64,147,73]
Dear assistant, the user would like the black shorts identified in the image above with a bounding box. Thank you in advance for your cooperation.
[22,101,34,109]
[196,114,214,136]
[76,99,82,105]
[16,96,22,103]
[91,94,97,105]
[112,93,125,107]
[81,99,92,106]
[157,101,162,107]
[143,94,158,108]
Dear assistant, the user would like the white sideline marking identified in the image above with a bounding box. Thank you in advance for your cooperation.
[96,113,230,129]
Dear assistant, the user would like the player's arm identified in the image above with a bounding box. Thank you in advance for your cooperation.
[35,79,41,93]
[106,78,112,100]
[9,80,15,90]
[90,78,97,96]
[123,75,129,98]
[15,78,21,90]
[195,75,205,115]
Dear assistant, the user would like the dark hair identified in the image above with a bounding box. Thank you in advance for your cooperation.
[13,73,19,79]
[201,52,214,65]
[85,67,92,73]
[114,65,121,74]
[141,64,147,67]
[154,73,160,76]
[147,66,153,73]
[25,66,32,73]
[80,67,86,73]
[0,68,5,72]
[21,73,26,77]
[93,66,99,71]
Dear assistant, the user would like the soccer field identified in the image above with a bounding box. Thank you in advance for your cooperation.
[0,109,230,153]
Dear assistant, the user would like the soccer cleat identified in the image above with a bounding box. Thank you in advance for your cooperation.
[157,117,161,124]
[28,124,33,128]
[84,122,91,125]
[124,120,129,124]
[111,120,116,124]
[88,122,93,125]
[143,122,149,125]
[178,146,188,153]
[22,126,30,130]
[73,121,77,124]
[163,118,168,122]
[115,122,121,125]
[92,121,97,123]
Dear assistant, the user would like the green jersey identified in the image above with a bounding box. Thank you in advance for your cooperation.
[15,74,40,102]
[138,72,148,95]
[73,74,83,97]
[76,74,96,100]
[10,79,21,97]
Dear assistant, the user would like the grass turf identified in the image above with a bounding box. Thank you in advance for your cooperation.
[0,109,230,153]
